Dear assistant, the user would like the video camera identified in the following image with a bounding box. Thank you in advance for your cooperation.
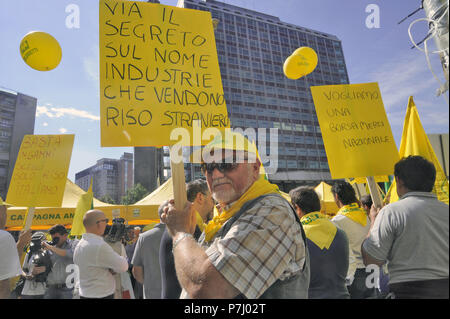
[103,218,133,243]
[27,234,52,283]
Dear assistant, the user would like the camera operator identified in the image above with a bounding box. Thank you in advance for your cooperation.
[21,232,52,299]
[42,224,79,299]
[73,210,128,299]
[104,218,134,299]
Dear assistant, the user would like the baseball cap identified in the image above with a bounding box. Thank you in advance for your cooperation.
[191,130,258,164]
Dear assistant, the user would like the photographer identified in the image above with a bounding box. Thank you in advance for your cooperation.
[21,232,52,299]
[104,217,133,299]
[42,224,79,299]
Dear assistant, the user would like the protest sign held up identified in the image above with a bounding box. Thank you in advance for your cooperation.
[99,0,229,147]
[6,134,74,208]
[311,82,399,180]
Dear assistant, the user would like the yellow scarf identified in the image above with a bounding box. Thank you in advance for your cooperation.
[204,176,280,242]
[195,211,206,232]
[300,212,337,250]
[337,203,367,226]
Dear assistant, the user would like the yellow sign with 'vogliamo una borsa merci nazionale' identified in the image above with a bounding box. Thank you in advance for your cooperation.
[311,82,399,179]
[99,0,229,147]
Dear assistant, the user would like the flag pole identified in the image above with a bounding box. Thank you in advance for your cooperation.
[23,207,35,231]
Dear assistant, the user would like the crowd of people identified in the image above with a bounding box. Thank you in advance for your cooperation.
[0,133,448,299]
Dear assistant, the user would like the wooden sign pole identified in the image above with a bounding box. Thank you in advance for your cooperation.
[169,146,187,211]
[366,176,383,209]
[23,207,35,231]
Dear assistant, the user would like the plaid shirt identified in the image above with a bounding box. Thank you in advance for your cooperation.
[199,194,306,299]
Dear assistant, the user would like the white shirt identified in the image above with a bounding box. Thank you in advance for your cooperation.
[22,253,46,296]
[73,233,128,298]
[0,230,22,281]
[332,214,370,283]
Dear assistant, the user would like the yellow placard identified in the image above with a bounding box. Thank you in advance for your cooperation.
[6,134,74,207]
[99,0,229,147]
[310,82,399,179]
[352,175,389,184]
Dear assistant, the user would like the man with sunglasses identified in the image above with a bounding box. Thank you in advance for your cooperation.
[41,224,79,299]
[73,210,128,299]
[161,132,310,299]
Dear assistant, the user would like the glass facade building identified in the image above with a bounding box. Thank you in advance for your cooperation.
[75,152,134,203]
[0,88,37,199]
[175,0,350,188]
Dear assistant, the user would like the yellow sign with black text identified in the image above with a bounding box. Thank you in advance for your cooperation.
[311,82,399,179]
[99,0,229,147]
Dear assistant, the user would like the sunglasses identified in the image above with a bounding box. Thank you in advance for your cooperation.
[201,162,240,174]
[96,218,109,224]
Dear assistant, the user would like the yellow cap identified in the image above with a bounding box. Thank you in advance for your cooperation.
[191,131,258,163]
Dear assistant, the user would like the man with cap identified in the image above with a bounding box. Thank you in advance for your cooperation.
[42,224,79,299]
[161,131,310,299]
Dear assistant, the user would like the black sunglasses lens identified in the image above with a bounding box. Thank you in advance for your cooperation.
[202,162,236,174]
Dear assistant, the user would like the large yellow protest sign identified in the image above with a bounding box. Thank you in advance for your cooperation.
[311,82,399,179]
[6,134,74,207]
[99,0,229,147]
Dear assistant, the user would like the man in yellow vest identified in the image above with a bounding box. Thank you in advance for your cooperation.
[161,131,310,299]
[290,186,350,299]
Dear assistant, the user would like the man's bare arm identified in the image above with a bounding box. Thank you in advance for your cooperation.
[132,266,144,285]
[173,233,240,299]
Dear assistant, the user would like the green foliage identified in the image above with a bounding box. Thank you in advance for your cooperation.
[121,183,149,205]
[99,194,117,204]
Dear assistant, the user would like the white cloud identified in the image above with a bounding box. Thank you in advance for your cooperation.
[43,122,48,127]
[59,128,68,134]
[84,45,99,83]
[365,53,438,110]
[36,105,100,121]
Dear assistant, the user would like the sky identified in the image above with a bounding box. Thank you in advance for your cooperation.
[0,0,448,181]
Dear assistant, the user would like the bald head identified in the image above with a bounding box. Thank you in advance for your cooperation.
[83,209,109,236]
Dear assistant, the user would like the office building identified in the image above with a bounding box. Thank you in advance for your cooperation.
[75,152,134,203]
[174,0,350,190]
[134,147,165,194]
[0,88,37,199]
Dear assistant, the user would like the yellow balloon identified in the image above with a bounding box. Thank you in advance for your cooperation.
[20,31,62,71]
[212,18,220,30]
[283,54,305,79]
[292,46,318,75]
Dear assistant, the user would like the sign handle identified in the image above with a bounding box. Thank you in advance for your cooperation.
[23,207,35,231]
[169,146,187,211]
[366,176,383,209]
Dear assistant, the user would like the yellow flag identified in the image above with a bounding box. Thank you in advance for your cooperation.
[71,180,94,236]
[386,97,449,204]
[0,197,12,207]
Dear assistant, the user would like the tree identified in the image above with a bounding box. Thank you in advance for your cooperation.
[121,183,149,205]
[99,194,117,204]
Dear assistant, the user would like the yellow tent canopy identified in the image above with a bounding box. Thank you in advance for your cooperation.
[5,179,159,230]
[314,181,339,217]
[126,178,176,227]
